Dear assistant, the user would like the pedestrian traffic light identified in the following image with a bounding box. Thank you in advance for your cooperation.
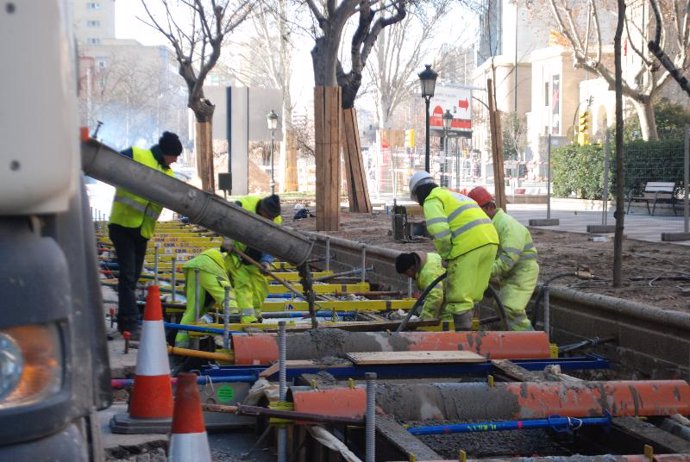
[577,111,590,146]
[405,129,415,148]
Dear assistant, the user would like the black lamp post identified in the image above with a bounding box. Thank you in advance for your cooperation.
[418,64,438,173]
[266,109,279,195]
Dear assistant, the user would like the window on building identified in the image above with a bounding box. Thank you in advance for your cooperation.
[544,82,550,106]
[86,38,101,45]
[86,2,100,9]
[87,20,101,27]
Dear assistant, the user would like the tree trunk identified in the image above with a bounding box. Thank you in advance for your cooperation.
[488,79,506,210]
[342,108,372,213]
[284,129,298,192]
[195,121,215,193]
[630,98,659,141]
[314,87,341,231]
[613,0,626,288]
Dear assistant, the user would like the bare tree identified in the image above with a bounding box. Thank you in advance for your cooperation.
[305,0,411,225]
[367,0,453,130]
[79,48,186,148]
[141,0,252,192]
[244,0,300,191]
[547,0,690,140]
[647,0,690,98]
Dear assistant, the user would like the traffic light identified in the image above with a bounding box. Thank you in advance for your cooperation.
[577,111,590,146]
[404,129,415,148]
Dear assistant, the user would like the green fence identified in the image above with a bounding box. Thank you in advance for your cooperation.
[552,138,686,200]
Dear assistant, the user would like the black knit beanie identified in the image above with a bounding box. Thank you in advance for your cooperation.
[159,131,183,156]
[395,253,418,274]
[260,194,281,219]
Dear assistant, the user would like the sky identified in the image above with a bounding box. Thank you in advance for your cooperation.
[113,0,477,114]
[114,1,167,46]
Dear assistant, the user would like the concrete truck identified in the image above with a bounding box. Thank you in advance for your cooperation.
[0,1,312,459]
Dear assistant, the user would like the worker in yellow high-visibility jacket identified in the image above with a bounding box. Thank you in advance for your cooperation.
[108,131,182,338]
[174,247,239,348]
[468,186,538,331]
[231,194,282,323]
[395,251,446,320]
[409,171,499,330]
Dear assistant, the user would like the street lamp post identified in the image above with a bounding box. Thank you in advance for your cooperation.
[418,65,438,173]
[266,109,279,195]
[442,109,453,189]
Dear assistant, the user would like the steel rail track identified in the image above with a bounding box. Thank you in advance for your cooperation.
[302,231,690,379]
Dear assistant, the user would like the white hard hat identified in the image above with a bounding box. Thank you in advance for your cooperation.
[409,171,434,200]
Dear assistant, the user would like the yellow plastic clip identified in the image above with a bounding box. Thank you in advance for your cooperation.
[310,379,319,390]
[549,343,559,358]
[268,400,294,425]
[644,444,654,461]
[471,317,480,331]
[459,449,467,462]
[347,378,356,389]
[408,455,417,462]
[487,375,495,387]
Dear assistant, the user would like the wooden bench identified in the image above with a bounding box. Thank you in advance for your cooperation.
[626,181,678,216]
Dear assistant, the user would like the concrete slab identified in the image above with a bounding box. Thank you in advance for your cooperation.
[528,218,560,226]
[586,224,616,234]
[661,232,690,242]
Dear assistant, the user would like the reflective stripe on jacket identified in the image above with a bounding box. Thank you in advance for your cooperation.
[109,147,173,238]
[423,187,499,259]
[491,208,538,278]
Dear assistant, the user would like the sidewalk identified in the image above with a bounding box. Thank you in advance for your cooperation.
[373,195,690,246]
[507,200,690,246]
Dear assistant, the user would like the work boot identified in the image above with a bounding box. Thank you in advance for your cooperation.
[452,312,473,331]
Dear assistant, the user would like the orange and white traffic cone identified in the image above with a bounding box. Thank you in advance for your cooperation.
[168,373,212,462]
[111,285,174,434]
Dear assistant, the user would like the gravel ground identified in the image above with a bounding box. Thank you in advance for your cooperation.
[284,209,690,314]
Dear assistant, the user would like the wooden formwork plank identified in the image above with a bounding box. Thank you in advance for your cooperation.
[314,86,341,231]
[346,350,485,365]
[341,107,371,213]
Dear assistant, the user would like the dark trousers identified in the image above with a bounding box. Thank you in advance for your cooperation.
[109,223,148,333]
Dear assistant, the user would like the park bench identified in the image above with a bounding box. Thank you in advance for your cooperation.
[626,181,678,216]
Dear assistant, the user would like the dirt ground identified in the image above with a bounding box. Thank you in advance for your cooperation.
[283,208,690,315]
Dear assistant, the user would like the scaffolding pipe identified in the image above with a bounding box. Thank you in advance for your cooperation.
[81,139,314,265]
[375,381,690,421]
[231,330,552,365]
[167,346,234,362]
[278,321,287,462]
[407,414,612,435]
[111,375,256,389]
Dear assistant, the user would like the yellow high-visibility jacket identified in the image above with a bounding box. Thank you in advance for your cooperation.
[423,188,499,260]
[109,147,173,239]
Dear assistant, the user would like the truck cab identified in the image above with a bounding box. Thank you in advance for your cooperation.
[0,1,111,459]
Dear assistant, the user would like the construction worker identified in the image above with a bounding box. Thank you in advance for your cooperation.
[408,171,499,330]
[467,186,538,331]
[231,194,282,322]
[174,246,239,349]
[395,252,446,320]
[108,131,183,339]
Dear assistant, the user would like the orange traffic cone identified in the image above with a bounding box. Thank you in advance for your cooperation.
[168,373,212,461]
[110,285,174,434]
